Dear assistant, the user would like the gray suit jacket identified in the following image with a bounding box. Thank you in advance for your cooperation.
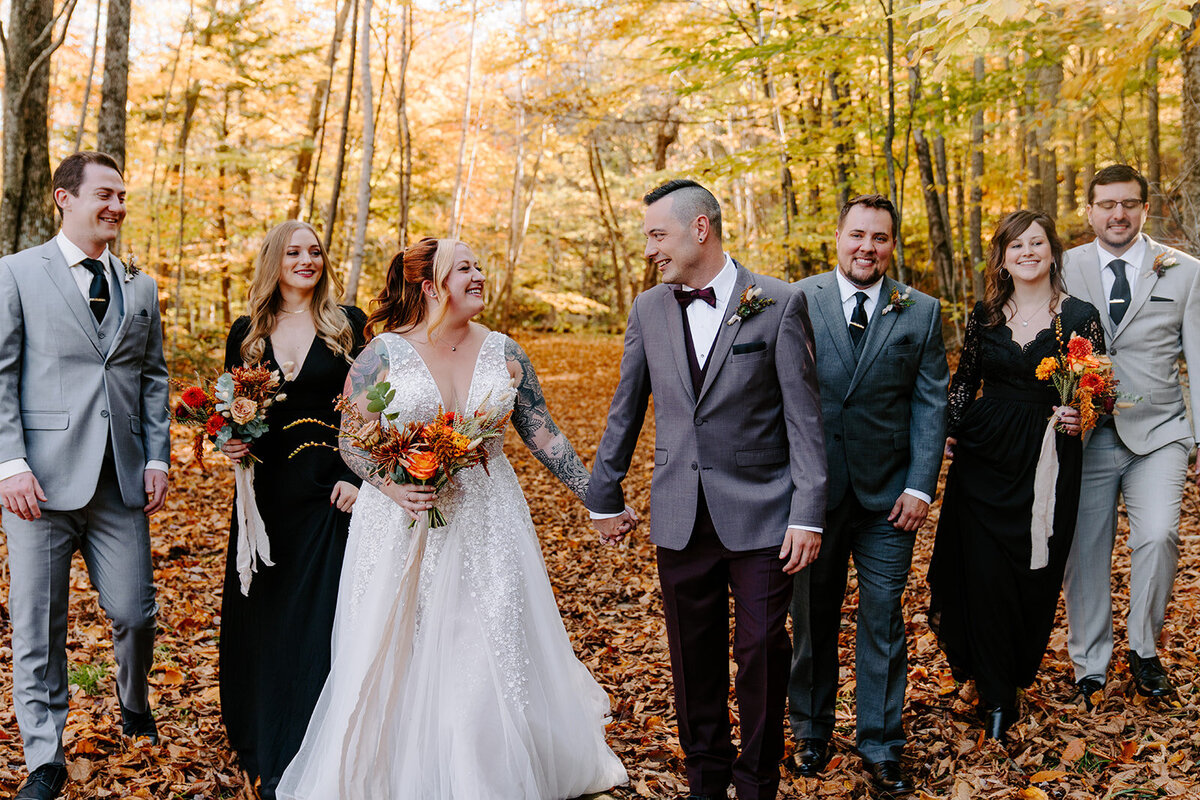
[587,262,827,551]
[1063,235,1200,455]
[796,272,948,511]
[0,239,171,510]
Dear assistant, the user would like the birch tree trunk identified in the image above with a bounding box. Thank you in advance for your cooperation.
[450,0,479,237]
[322,0,359,254]
[73,0,103,152]
[396,0,413,248]
[343,0,374,304]
[969,56,985,297]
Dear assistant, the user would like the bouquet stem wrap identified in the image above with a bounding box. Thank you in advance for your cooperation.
[1029,417,1059,570]
[235,463,274,595]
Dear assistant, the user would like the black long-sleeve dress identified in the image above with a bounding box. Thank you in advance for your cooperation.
[928,297,1104,710]
[219,306,366,798]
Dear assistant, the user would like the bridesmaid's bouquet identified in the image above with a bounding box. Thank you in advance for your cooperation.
[1034,329,1121,434]
[289,381,514,528]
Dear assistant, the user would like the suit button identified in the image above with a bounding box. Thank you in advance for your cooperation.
[1110,348,1117,355]
[691,462,698,471]
[101,410,109,418]
[105,364,112,370]
[833,434,842,442]
[98,332,106,339]
[695,418,704,426]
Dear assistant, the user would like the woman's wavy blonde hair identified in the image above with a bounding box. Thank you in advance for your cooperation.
[364,237,462,341]
[240,220,356,364]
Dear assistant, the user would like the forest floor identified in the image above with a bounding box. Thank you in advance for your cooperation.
[0,332,1196,799]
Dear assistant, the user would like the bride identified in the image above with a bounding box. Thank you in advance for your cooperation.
[276,238,629,799]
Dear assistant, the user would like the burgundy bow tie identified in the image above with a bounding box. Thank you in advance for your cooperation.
[674,286,717,308]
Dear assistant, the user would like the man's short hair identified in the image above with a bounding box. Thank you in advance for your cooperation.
[52,151,122,211]
[837,194,899,238]
[643,179,723,240]
[1088,164,1148,205]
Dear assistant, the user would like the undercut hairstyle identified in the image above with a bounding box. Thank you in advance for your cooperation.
[643,179,723,240]
[979,210,1066,329]
[837,194,900,239]
[1088,164,1148,204]
[52,151,123,216]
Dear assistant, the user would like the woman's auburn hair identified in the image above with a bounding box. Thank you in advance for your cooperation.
[240,220,355,365]
[364,237,462,341]
[979,209,1067,328]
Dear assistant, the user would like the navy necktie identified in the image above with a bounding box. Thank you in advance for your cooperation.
[849,291,869,347]
[1107,259,1130,325]
[81,257,110,322]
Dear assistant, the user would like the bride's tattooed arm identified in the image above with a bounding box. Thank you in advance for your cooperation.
[505,337,590,502]
[339,337,391,490]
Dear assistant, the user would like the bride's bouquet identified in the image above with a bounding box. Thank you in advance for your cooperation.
[173,363,290,595]
[1034,327,1126,434]
[289,380,514,528]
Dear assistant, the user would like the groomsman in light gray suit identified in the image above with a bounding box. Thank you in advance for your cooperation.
[788,195,947,796]
[0,152,170,800]
[588,179,826,800]
[1062,164,1200,706]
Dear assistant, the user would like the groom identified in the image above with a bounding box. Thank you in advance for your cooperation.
[0,152,170,799]
[589,179,827,800]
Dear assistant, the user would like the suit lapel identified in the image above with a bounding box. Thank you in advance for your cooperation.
[108,252,135,351]
[848,275,900,396]
[1111,235,1160,343]
[696,264,752,405]
[40,243,103,356]
[661,287,697,405]
[812,275,857,379]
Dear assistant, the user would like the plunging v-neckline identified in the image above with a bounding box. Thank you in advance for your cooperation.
[267,333,318,381]
[400,330,493,412]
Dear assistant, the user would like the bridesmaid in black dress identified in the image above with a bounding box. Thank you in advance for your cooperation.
[217,220,366,799]
[929,210,1105,740]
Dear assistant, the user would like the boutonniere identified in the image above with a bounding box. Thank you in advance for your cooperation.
[726,285,776,326]
[1151,252,1178,278]
[121,251,141,283]
[880,285,915,315]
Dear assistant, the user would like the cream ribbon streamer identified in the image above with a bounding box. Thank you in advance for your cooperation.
[234,463,274,595]
[1029,416,1060,570]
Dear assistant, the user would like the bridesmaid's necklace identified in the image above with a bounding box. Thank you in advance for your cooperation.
[1009,294,1053,327]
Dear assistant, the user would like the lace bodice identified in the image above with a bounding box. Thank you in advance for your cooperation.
[948,297,1106,433]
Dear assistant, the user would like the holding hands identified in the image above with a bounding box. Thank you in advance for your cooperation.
[593,505,639,545]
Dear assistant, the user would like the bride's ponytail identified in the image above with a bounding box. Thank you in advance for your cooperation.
[365,237,459,340]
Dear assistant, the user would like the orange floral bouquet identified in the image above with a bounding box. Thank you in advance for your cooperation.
[1034,320,1120,434]
[289,381,513,528]
[172,363,290,468]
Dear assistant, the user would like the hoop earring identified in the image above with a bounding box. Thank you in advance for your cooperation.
[1050,261,1057,274]
[999,267,1011,280]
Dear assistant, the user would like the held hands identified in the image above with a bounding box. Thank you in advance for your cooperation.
[0,472,47,521]
[143,469,168,514]
[593,505,639,545]
[330,480,359,513]
[944,436,957,460]
[1052,405,1082,437]
[381,480,437,521]
[220,437,251,462]
[779,528,820,574]
[888,493,930,532]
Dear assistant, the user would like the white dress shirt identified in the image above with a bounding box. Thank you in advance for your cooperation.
[1097,237,1146,300]
[833,269,931,506]
[0,233,168,483]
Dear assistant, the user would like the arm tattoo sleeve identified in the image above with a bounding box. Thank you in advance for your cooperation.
[339,338,391,490]
[505,337,590,502]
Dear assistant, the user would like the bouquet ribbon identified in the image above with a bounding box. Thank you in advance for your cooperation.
[234,463,274,595]
[1029,416,1060,570]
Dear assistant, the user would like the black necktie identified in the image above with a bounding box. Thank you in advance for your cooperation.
[81,257,110,322]
[849,291,869,347]
[1108,259,1130,325]
[674,287,717,308]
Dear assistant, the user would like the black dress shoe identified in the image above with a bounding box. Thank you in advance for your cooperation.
[982,705,1016,740]
[793,737,830,777]
[119,697,160,744]
[15,764,67,800]
[862,759,913,796]
[1072,677,1105,711]
[1127,650,1174,697]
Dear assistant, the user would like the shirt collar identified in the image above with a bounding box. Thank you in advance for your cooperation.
[834,267,884,305]
[684,253,738,305]
[56,230,111,270]
[1096,235,1146,272]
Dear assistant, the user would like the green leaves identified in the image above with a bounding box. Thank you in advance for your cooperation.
[366,381,395,414]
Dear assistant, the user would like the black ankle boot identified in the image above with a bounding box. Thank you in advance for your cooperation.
[982,705,1015,740]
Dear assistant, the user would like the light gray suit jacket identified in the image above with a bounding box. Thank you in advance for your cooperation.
[0,239,171,510]
[1063,235,1200,456]
[796,272,948,511]
[587,262,827,551]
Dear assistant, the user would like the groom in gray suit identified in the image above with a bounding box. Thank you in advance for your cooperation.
[1062,164,1200,705]
[788,195,947,796]
[588,179,826,800]
[0,152,170,799]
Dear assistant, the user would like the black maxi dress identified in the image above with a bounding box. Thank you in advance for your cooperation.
[219,306,366,798]
[928,297,1104,711]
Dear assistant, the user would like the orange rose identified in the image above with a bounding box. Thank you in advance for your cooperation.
[405,450,440,481]
[229,397,258,425]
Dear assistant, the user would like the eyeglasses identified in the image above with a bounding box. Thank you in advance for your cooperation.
[1092,199,1145,211]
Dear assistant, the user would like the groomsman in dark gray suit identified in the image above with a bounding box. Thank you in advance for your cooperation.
[589,179,827,800]
[788,195,947,796]
[0,152,170,799]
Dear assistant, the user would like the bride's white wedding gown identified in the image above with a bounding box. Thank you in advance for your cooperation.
[277,331,627,799]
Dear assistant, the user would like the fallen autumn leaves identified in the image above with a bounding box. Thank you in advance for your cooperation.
[0,333,1196,798]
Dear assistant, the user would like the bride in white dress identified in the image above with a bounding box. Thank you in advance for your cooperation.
[276,238,628,799]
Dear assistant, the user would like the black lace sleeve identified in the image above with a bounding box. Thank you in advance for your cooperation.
[224,316,251,371]
[947,304,984,435]
[1075,301,1107,356]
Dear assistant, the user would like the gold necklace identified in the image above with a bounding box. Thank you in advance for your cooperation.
[279,306,309,315]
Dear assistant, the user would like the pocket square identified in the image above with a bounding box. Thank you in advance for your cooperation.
[139,309,149,316]
[1149,296,1173,302]
[732,341,767,355]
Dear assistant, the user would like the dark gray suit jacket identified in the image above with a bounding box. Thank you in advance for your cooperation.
[796,272,948,511]
[588,262,827,551]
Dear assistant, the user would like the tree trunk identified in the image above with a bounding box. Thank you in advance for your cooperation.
[215,90,231,326]
[73,0,102,152]
[321,0,359,254]
[829,69,850,209]
[1176,5,1200,253]
[641,103,679,290]
[1082,111,1096,205]
[97,0,131,170]
[910,61,954,297]
[1037,60,1062,216]
[587,139,626,319]
[1,0,77,253]
[171,2,217,178]
[450,0,479,237]
[969,56,985,297]
[883,0,905,281]
[395,0,413,248]
[287,0,354,220]
[1146,50,1162,238]
[343,0,374,305]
